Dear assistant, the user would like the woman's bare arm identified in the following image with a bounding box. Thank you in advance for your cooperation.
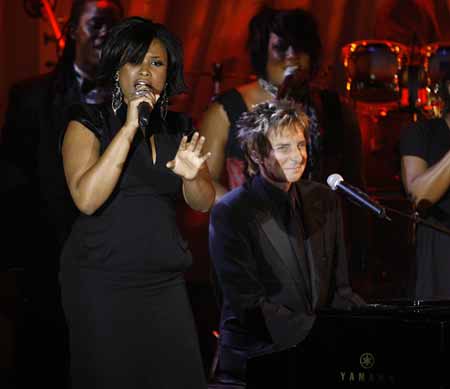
[62,120,137,215]
[401,150,450,207]
[198,102,231,203]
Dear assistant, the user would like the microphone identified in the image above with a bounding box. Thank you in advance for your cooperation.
[327,174,391,221]
[277,66,298,100]
[277,65,310,103]
[135,81,154,130]
[138,102,151,130]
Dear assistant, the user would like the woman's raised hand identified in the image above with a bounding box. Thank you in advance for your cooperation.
[166,132,212,180]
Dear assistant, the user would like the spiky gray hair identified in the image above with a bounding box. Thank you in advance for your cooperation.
[236,99,309,177]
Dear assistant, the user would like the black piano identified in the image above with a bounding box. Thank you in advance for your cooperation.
[247,300,450,388]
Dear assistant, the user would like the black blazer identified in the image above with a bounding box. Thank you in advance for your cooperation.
[2,65,84,247]
[209,175,364,356]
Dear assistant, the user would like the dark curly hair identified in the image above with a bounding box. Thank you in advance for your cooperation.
[97,17,187,97]
[247,6,322,80]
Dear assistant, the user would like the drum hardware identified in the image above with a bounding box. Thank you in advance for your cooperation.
[399,34,427,110]
[422,42,450,90]
[353,100,423,191]
[341,39,449,117]
[341,40,408,102]
[211,62,223,99]
[342,39,450,122]
[420,42,450,118]
[399,64,427,112]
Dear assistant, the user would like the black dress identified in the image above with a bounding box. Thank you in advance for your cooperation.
[59,103,207,388]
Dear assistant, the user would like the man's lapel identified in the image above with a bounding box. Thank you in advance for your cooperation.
[250,177,306,294]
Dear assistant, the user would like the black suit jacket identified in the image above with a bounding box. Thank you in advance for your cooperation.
[1,64,83,388]
[210,175,364,358]
[3,65,84,253]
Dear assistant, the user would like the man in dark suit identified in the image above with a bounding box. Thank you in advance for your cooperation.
[2,1,123,387]
[3,0,124,253]
[209,99,365,386]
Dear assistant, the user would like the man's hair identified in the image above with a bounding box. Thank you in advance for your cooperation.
[97,16,187,97]
[237,99,309,177]
[59,0,124,67]
[247,6,322,79]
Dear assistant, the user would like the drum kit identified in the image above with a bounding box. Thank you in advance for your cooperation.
[341,39,450,114]
[341,40,450,190]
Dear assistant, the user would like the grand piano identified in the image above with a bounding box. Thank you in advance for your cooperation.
[247,300,450,388]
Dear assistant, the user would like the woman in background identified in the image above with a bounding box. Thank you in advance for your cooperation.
[400,69,450,300]
[198,5,365,202]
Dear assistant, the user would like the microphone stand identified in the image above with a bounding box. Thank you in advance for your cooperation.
[383,206,450,236]
[364,204,450,308]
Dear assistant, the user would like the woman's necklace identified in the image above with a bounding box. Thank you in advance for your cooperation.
[258,78,278,98]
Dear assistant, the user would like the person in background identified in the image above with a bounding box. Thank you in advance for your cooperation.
[399,69,450,300]
[1,1,123,387]
[199,6,367,357]
[209,99,365,386]
[198,6,366,278]
[198,5,365,200]
[59,16,214,388]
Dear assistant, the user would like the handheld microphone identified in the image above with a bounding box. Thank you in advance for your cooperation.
[327,174,391,221]
[277,66,298,100]
[277,66,310,103]
[138,102,151,130]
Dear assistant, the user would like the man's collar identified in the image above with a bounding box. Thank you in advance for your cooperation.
[73,63,93,82]
[256,176,295,221]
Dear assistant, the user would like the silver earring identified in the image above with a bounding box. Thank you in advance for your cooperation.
[160,86,168,120]
[112,71,123,115]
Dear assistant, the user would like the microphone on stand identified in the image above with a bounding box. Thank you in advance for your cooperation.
[277,65,311,103]
[211,62,223,101]
[327,173,391,221]
[277,66,298,100]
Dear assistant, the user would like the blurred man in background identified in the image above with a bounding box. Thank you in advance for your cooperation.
[2,1,123,387]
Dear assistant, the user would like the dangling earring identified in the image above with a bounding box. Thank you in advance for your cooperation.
[112,71,123,115]
[160,85,169,120]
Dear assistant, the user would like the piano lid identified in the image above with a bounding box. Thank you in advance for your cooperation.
[318,298,450,317]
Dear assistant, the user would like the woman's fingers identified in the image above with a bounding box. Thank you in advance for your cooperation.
[193,135,206,154]
[175,132,211,164]
[184,132,207,155]
[200,151,212,162]
[187,132,199,152]
[177,135,188,152]
[128,87,160,108]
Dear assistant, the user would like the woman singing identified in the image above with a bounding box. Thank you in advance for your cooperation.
[59,16,214,388]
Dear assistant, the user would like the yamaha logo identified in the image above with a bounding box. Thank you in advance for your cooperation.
[339,352,395,383]
[360,352,375,369]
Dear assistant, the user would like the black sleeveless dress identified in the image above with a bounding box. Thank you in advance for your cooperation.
[59,103,207,389]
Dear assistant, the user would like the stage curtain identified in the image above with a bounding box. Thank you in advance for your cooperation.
[126,0,450,123]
